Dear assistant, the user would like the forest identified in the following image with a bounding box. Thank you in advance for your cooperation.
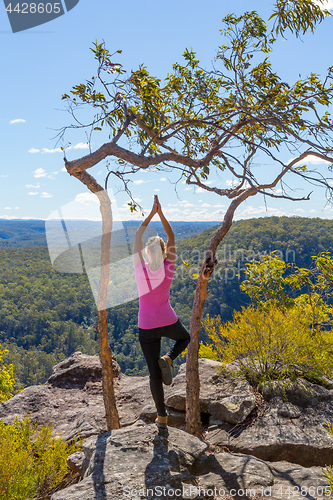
[1,215,333,389]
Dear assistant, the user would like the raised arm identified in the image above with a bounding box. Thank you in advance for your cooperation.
[133,196,158,265]
[156,196,176,264]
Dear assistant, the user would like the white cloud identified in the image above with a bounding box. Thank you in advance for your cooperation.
[73,142,89,149]
[28,192,38,196]
[61,167,67,172]
[133,179,146,185]
[309,209,317,213]
[1,175,8,178]
[184,187,192,191]
[195,187,205,193]
[226,179,238,186]
[10,119,25,124]
[160,178,167,182]
[289,155,331,166]
[15,207,19,209]
[42,148,62,154]
[41,192,53,198]
[240,205,286,216]
[28,148,40,154]
[314,0,333,12]
[201,203,211,207]
[134,197,143,202]
[34,168,47,178]
[4,207,11,210]
[295,208,305,213]
[52,171,59,175]
[74,192,99,204]
[154,189,160,192]
[26,182,40,188]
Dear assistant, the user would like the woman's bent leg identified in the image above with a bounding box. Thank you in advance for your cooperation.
[163,320,191,361]
[139,337,167,417]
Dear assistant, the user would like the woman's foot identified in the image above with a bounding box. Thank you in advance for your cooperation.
[158,355,173,385]
[155,414,168,428]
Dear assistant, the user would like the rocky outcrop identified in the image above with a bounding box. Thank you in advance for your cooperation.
[206,376,333,468]
[164,359,256,425]
[51,421,208,500]
[51,422,331,500]
[1,353,333,472]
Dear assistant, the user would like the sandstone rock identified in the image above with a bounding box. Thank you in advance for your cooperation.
[0,352,125,440]
[47,352,112,389]
[260,378,333,405]
[52,421,208,500]
[206,397,333,467]
[189,454,330,500]
[67,451,88,476]
[165,359,256,424]
[57,422,330,500]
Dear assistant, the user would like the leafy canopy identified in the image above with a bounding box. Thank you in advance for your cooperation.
[60,6,333,210]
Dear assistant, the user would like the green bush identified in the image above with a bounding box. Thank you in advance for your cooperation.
[0,416,80,500]
[0,344,15,402]
[202,302,333,386]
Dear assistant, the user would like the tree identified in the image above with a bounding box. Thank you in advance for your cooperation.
[59,0,333,435]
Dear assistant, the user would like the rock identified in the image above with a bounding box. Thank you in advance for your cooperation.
[260,378,333,405]
[209,394,256,425]
[0,352,123,441]
[190,452,274,490]
[190,453,330,500]
[59,421,330,500]
[165,359,256,424]
[206,397,333,467]
[67,451,88,476]
[52,421,208,500]
[47,351,120,389]
[2,353,333,472]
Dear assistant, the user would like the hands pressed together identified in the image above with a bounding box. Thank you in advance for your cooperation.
[152,194,162,216]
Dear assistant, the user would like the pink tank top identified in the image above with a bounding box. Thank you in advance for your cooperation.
[134,258,178,329]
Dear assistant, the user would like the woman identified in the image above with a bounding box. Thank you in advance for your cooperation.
[133,195,190,428]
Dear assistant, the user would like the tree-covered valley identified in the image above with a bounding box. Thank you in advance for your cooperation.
[1,215,333,389]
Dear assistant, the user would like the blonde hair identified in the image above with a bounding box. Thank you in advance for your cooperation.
[145,236,166,270]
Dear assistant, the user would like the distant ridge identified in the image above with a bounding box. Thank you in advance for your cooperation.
[0,219,221,248]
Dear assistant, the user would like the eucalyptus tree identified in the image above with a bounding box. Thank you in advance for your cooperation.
[59,0,333,435]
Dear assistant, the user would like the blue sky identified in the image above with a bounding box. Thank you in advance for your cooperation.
[1,0,333,222]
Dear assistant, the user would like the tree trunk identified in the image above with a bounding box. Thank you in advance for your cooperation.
[65,164,120,430]
[96,188,120,430]
[185,188,256,436]
[97,309,120,429]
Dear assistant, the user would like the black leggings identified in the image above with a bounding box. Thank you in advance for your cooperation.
[139,319,190,417]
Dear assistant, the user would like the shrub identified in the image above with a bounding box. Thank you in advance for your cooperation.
[198,341,219,361]
[0,416,80,500]
[202,302,333,386]
[0,344,15,402]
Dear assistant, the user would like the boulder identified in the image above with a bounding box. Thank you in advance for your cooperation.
[47,351,121,389]
[0,352,124,440]
[52,422,330,500]
[51,421,208,500]
[206,396,333,467]
[165,359,256,425]
[190,453,330,500]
